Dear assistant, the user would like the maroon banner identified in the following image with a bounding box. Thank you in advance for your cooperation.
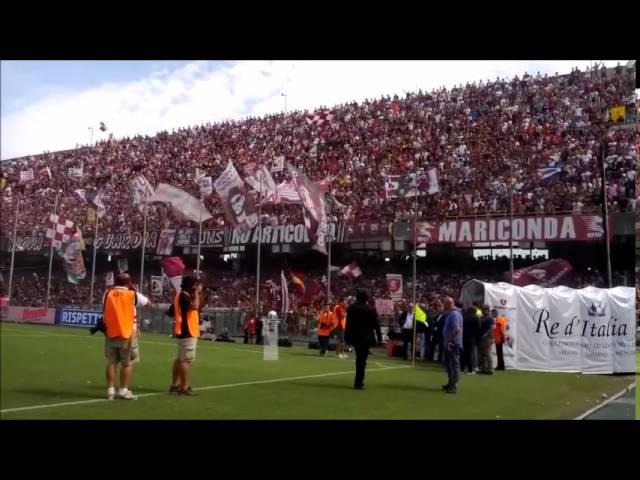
[415,215,610,244]
[510,259,574,287]
[6,306,56,325]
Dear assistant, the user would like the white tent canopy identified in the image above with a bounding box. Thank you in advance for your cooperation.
[460,280,636,374]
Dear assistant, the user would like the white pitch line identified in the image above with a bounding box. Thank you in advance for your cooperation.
[574,382,635,420]
[0,365,410,414]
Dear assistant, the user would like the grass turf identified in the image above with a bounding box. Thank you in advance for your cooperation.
[1,323,635,420]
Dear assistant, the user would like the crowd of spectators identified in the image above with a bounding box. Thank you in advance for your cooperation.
[1,63,636,239]
[3,254,630,312]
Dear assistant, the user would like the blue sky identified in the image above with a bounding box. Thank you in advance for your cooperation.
[1,60,631,160]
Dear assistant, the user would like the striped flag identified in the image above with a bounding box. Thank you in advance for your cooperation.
[537,167,561,182]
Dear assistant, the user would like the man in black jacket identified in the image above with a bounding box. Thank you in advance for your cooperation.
[427,300,444,362]
[345,290,377,390]
[461,306,480,374]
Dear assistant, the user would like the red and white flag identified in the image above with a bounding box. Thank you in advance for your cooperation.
[340,262,362,278]
[275,181,300,203]
[243,163,278,202]
[45,214,76,249]
[305,110,334,126]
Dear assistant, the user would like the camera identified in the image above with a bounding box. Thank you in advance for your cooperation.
[89,316,106,335]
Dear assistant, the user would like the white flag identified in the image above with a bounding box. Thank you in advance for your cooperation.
[67,166,84,179]
[271,155,285,173]
[149,183,213,223]
[196,176,213,197]
[19,169,34,183]
[130,175,154,212]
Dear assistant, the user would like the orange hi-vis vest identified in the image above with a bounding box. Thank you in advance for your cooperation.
[173,292,200,337]
[103,287,136,339]
[318,311,334,336]
[494,315,507,344]
[332,304,346,329]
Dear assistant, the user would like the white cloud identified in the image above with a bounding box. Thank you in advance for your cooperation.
[0,60,629,160]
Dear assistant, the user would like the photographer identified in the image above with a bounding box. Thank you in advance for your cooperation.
[102,273,149,401]
[168,275,203,396]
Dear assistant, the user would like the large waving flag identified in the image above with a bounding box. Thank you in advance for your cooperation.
[214,161,259,231]
[130,175,154,212]
[75,188,106,218]
[243,163,278,201]
[287,163,329,254]
[58,229,87,284]
[149,183,212,223]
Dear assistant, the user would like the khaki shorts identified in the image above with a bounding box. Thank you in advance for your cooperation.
[105,337,133,366]
[177,337,198,363]
[130,334,140,363]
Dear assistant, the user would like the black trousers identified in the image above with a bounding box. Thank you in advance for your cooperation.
[496,343,505,370]
[319,335,330,355]
[427,337,443,362]
[401,329,413,360]
[354,343,369,388]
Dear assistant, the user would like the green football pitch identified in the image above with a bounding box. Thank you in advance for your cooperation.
[0,323,635,420]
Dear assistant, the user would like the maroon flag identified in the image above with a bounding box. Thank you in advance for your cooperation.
[510,259,573,287]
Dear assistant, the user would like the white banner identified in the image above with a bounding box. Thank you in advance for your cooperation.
[105,271,114,286]
[475,282,636,374]
[483,282,517,369]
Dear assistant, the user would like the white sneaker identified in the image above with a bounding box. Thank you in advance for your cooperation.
[116,389,138,400]
[107,388,115,400]
[342,354,350,359]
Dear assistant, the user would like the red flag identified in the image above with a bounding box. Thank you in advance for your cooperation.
[161,256,185,278]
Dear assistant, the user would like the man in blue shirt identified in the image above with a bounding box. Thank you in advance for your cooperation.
[441,297,463,394]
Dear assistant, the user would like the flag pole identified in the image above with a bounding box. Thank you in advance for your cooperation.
[326,178,332,305]
[89,211,99,304]
[509,160,514,283]
[255,174,263,317]
[411,170,419,367]
[139,190,149,295]
[600,141,612,288]
[45,192,60,307]
[196,193,204,278]
[7,198,20,303]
